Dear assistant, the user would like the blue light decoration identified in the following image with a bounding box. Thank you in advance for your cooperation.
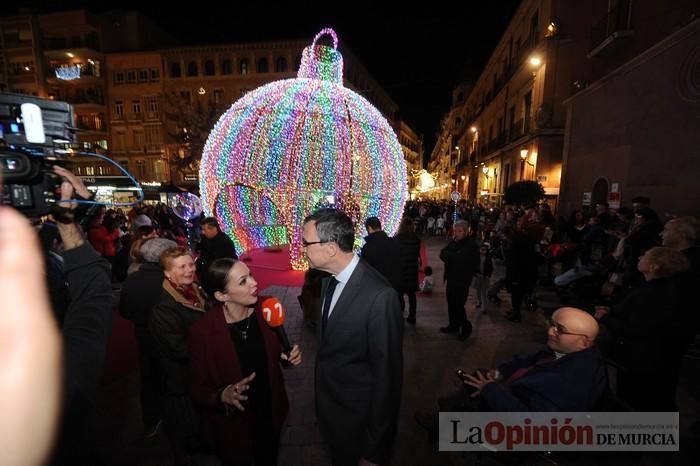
[200,28,408,269]
[55,65,81,80]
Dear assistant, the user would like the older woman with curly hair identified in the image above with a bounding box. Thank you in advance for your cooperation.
[149,246,206,465]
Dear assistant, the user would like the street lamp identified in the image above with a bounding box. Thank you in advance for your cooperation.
[528,55,543,78]
[520,147,534,180]
[482,165,489,175]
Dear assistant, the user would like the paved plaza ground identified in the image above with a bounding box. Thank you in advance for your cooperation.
[92,235,700,466]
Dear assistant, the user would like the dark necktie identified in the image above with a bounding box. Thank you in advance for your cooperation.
[321,277,339,335]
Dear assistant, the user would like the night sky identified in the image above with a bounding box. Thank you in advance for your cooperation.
[7,1,521,159]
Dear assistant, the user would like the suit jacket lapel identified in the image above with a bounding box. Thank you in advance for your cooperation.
[323,261,365,339]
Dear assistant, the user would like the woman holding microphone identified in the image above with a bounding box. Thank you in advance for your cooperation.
[189,258,301,466]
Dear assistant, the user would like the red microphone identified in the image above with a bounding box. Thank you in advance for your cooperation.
[261,297,292,353]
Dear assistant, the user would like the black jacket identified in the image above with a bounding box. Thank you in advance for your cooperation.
[395,232,421,292]
[119,262,164,329]
[198,231,237,274]
[504,233,538,286]
[149,280,206,394]
[53,244,113,465]
[600,277,685,373]
[440,237,480,284]
[361,230,402,291]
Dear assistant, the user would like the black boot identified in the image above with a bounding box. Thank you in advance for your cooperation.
[458,322,473,340]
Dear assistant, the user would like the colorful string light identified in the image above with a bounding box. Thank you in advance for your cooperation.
[200,28,407,269]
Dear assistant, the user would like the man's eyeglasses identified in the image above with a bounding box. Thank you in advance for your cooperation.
[301,239,329,248]
[546,319,589,339]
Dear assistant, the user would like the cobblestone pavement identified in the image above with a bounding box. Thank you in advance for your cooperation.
[93,235,700,466]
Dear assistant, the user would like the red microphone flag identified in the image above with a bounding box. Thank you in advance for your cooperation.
[261,297,292,353]
[261,297,286,327]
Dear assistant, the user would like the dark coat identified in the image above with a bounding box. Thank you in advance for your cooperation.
[53,244,113,465]
[440,237,480,284]
[395,232,421,292]
[361,230,402,291]
[477,251,494,278]
[481,347,607,411]
[149,280,207,395]
[119,262,163,329]
[504,232,538,287]
[600,277,686,374]
[198,231,237,274]
[316,259,403,464]
[188,301,289,464]
[600,276,689,409]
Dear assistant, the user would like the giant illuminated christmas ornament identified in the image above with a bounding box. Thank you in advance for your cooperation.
[200,28,407,269]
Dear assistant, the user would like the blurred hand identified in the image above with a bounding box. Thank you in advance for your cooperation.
[281,344,302,366]
[0,206,61,465]
[221,372,256,412]
[53,166,90,199]
[49,180,85,250]
[462,370,497,397]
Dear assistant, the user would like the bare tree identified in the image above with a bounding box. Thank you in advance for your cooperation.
[162,91,226,177]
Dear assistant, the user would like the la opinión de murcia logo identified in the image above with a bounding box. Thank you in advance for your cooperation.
[439,412,679,452]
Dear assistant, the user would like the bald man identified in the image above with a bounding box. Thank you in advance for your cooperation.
[458,308,605,411]
[428,308,605,418]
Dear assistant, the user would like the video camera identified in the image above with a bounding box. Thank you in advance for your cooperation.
[0,92,75,217]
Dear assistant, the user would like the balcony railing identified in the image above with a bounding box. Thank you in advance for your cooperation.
[69,95,105,106]
[146,144,164,153]
[590,1,634,52]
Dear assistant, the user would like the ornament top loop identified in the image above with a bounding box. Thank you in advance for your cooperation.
[312,28,339,50]
[298,28,343,84]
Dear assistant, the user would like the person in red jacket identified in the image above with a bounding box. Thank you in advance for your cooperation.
[86,206,121,265]
[189,258,301,466]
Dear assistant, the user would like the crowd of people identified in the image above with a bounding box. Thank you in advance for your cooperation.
[401,197,700,417]
[2,160,699,465]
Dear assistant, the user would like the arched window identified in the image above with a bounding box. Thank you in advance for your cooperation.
[187,61,198,77]
[257,58,269,73]
[240,59,248,75]
[204,60,215,76]
[221,59,232,75]
[275,57,287,72]
[170,62,181,78]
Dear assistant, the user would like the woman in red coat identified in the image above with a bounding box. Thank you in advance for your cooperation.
[189,258,301,466]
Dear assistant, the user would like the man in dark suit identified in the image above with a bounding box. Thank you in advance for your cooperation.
[197,217,237,275]
[439,220,480,340]
[303,208,403,466]
[361,216,402,296]
[416,307,606,438]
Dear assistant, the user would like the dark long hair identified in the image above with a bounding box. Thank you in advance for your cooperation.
[397,217,415,236]
[200,257,239,309]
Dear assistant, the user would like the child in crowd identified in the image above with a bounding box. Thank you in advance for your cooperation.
[420,266,434,293]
